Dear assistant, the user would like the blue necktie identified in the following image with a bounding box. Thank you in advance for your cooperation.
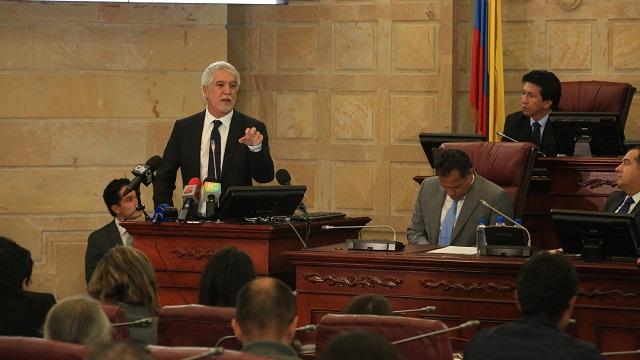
[617,196,635,214]
[439,200,458,246]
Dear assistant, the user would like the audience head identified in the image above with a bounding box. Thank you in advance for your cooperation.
[103,178,141,220]
[198,246,256,307]
[521,69,562,116]
[615,147,640,196]
[342,294,394,316]
[232,277,297,345]
[86,341,154,360]
[435,149,474,201]
[516,252,578,328]
[0,236,34,290]
[88,246,159,313]
[318,330,401,360]
[44,295,111,346]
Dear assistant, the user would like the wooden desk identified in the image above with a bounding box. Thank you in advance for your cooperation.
[285,244,640,353]
[123,217,370,305]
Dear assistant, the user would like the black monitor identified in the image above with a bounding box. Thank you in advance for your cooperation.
[219,185,306,220]
[550,209,640,261]
[418,133,486,168]
[548,112,625,156]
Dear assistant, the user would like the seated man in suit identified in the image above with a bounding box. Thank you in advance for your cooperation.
[407,149,513,246]
[232,277,299,360]
[502,70,562,156]
[85,178,142,282]
[464,252,604,359]
[0,236,56,337]
[153,61,274,212]
[604,147,640,223]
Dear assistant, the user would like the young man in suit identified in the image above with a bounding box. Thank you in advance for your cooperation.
[502,70,562,156]
[153,61,275,210]
[407,149,513,246]
[85,178,142,282]
[604,147,640,229]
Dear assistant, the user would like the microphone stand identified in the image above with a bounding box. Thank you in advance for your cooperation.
[129,183,151,221]
[393,306,437,315]
[390,320,480,346]
[496,131,547,157]
[479,200,531,247]
[602,350,640,357]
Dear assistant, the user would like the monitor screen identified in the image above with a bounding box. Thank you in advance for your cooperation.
[548,112,625,156]
[418,133,486,168]
[219,185,306,219]
[550,209,639,259]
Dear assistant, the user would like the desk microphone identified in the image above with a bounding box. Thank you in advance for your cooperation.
[180,347,225,360]
[213,324,318,347]
[393,306,437,315]
[321,224,397,242]
[111,318,153,328]
[496,131,547,157]
[479,200,531,247]
[602,349,640,357]
[390,319,480,345]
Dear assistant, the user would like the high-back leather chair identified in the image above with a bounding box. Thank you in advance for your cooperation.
[146,345,270,360]
[0,336,89,360]
[157,304,241,350]
[100,303,130,341]
[315,314,453,360]
[440,141,537,218]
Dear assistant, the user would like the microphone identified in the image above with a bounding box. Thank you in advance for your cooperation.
[123,155,162,196]
[390,320,480,346]
[180,347,225,360]
[602,350,640,356]
[276,169,307,214]
[202,178,222,221]
[151,203,169,224]
[393,306,437,315]
[496,131,547,157]
[479,200,531,247]
[111,317,154,328]
[178,178,202,223]
[213,324,317,347]
[322,224,404,251]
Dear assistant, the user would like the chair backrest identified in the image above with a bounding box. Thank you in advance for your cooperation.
[100,303,130,341]
[440,142,537,217]
[558,80,636,130]
[157,304,241,350]
[0,336,89,360]
[315,314,453,360]
[146,345,271,360]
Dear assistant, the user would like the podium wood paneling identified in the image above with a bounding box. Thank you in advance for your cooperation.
[123,217,370,306]
[285,244,640,354]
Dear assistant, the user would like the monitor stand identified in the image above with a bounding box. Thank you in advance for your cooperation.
[573,135,592,157]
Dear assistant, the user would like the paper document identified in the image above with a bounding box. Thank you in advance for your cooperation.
[429,246,477,255]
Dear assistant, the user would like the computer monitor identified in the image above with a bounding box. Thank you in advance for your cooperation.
[548,112,625,156]
[219,185,306,220]
[418,133,486,168]
[550,209,640,261]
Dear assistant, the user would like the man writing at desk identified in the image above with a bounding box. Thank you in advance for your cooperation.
[153,61,274,208]
[605,147,640,225]
[407,149,513,246]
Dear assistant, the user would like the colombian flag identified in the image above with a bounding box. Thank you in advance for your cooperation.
[470,0,505,142]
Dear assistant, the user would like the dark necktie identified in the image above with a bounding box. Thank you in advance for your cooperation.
[531,122,541,146]
[208,120,223,181]
[617,196,635,214]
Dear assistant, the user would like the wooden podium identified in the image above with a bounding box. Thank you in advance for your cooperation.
[123,217,370,306]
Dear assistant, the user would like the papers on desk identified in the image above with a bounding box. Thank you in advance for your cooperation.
[429,246,477,255]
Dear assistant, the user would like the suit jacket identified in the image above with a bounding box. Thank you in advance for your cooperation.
[0,282,56,337]
[503,111,557,156]
[407,174,513,246]
[85,220,121,283]
[604,190,640,233]
[153,110,275,207]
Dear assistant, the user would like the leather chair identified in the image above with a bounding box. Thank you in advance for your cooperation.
[315,314,453,360]
[146,345,270,360]
[101,303,130,341]
[157,304,241,350]
[440,141,537,218]
[0,336,89,360]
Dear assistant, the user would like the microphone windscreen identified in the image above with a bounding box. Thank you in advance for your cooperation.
[188,177,202,186]
[276,169,291,185]
[145,155,162,171]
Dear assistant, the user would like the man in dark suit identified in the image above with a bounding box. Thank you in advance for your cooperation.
[0,236,56,337]
[153,61,274,209]
[502,70,562,156]
[85,178,142,282]
[604,147,640,228]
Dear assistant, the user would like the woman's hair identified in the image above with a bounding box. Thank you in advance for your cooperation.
[342,294,394,316]
[88,246,159,313]
[44,295,111,346]
[198,246,256,307]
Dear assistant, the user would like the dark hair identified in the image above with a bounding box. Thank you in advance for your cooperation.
[629,146,640,166]
[318,330,401,360]
[235,277,296,339]
[516,252,578,324]
[198,246,256,307]
[0,236,33,289]
[522,70,562,111]
[342,294,394,316]
[435,149,473,178]
[103,178,136,217]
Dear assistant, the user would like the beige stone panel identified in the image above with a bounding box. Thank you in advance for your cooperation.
[390,92,436,143]
[331,162,374,210]
[184,26,228,71]
[547,21,593,70]
[455,21,469,71]
[503,22,530,71]
[48,233,88,299]
[274,91,316,139]
[0,73,200,119]
[0,121,53,166]
[0,2,99,23]
[146,119,176,160]
[272,160,317,209]
[228,25,259,73]
[276,24,318,72]
[391,21,437,72]
[0,218,43,261]
[330,93,374,142]
[609,22,640,71]
[99,3,227,25]
[626,101,640,140]
[333,22,376,71]
[505,92,522,115]
[237,91,261,118]
[390,162,427,213]
[455,92,476,134]
[0,24,30,70]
